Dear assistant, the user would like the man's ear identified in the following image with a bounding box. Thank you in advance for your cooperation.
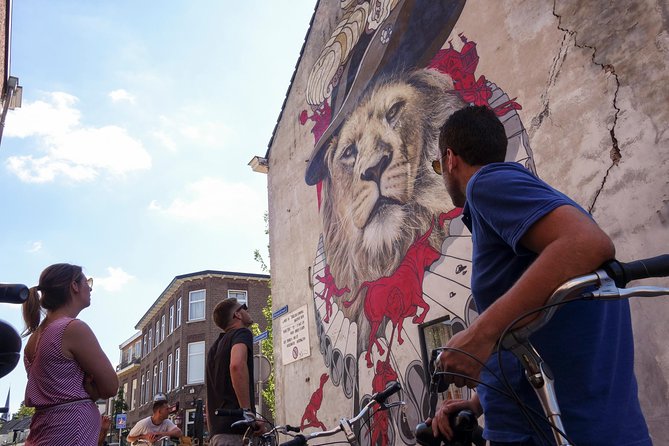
[447,149,457,173]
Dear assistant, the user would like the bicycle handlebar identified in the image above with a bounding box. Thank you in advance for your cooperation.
[279,382,403,445]
[603,254,669,287]
[503,254,669,347]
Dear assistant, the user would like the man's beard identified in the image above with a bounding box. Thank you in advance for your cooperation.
[446,174,466,207]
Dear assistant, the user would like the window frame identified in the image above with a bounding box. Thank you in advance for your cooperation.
[169,305,174,334]
[153,365,158,397]
[227,289,248,305]
[176,298,182,328]
[167,353,173,393]
[175,347,180,388]
[186,341,205,384]
[188,290,206,322]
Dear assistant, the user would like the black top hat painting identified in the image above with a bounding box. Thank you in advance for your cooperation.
[304,0,466,185]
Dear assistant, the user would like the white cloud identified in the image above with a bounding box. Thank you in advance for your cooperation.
[4,92,152,183]
[108,89,136,104]
[95,267,134,292]
[26,241,42,253]
[154,113,230,151]
[149,177,266,231]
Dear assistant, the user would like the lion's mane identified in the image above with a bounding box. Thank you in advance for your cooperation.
[319,68,466,336]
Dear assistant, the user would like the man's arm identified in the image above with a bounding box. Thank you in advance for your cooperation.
[230,343,252,408]
[439,205,615,386]
[126,419,155,443]
[161,421,182,438]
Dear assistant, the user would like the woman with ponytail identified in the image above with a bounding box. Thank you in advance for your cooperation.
[22,263,118,445]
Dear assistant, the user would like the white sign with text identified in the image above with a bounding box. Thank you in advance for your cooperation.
[280,304,310,365]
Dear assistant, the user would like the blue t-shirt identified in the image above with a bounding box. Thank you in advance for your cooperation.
[462,162,650,445]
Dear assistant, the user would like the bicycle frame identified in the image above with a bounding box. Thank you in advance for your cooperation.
[501,256,669,446]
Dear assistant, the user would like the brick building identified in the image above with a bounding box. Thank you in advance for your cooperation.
[114,270,271,438]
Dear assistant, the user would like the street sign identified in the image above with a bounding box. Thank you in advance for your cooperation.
[272,305,288,320]
[253,331,269,343]
[115,413,127,429]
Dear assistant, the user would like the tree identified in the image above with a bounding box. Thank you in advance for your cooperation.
[12,401,34,419]
[111,387,128,419]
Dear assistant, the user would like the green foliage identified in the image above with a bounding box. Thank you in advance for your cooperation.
[251,211,275,417]
[111,387,128,418]
[251,294,275,419]
[13,401,35,419]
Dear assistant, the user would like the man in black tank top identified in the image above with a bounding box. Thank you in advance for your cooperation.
[206,298,259,446]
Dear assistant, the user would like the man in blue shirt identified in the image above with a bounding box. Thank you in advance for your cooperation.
[429,105,650,445]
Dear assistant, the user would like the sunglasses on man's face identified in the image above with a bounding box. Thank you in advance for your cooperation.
[237,303,248,312]
[432,159,443,175]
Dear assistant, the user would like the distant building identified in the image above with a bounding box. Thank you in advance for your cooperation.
[111,270,271,438]
[0,416,31,444]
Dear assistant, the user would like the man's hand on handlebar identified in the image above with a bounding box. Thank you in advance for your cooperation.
[428,397,482,441]
[436,328,495,388]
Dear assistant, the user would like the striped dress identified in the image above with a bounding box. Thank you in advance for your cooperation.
[24,317,100,445]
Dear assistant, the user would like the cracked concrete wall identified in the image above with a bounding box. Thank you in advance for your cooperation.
[267,0,669,442]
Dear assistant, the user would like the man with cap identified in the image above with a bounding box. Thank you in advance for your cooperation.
[206,298,262,445]
[127,393,182,445]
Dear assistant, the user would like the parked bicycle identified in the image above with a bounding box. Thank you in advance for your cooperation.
[416,254,669,446]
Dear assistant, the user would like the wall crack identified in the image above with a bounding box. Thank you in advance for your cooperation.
[552,1,622,213]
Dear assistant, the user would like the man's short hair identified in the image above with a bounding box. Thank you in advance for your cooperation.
[439,105,507,166]
[213,298,241,330]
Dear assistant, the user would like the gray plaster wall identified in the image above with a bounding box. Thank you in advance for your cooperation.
[266,0,669,442]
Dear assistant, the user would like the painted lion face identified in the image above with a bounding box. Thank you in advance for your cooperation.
[320,69,466,304]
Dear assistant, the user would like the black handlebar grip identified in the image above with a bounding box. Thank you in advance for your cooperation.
[603,254,669,287]
[0,284,29,304]
[214,408,244,417]
[280,434,307,446]
[285,425,301,433]
[374,381,402,405]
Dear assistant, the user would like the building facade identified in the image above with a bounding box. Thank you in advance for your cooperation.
[263,1,669,445]
[114,270,271,438]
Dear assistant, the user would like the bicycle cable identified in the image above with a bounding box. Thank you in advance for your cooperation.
[497,298,587,446]
[431,345,549,444]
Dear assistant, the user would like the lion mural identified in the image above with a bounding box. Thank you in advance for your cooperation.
[320,68,466,334]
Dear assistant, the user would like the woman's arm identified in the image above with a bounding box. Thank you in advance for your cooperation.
[63,320,119,398]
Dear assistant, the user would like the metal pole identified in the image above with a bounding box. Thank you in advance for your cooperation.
[257,355,263,416]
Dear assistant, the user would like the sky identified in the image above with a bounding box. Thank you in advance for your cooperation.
[0,0,316,416]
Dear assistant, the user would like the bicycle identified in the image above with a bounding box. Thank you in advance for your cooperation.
[216,381,403,446]
[417,254,669,445]
[130,435,182,446]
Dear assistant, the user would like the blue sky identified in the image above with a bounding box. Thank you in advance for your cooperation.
[0,0,316,415]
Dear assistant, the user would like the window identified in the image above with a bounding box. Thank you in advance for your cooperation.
[143,335,147,357]
[148,330,153,353]
[419,315,471,402]
[176,298,182,327]
[169,306,174,334]
[159,360,164,393]
[146,371,151,403]
[175,348,180,388]
[167,353,173,392]
[140,375,145,405]
[131,379,137,410]
[155,321,160,347]
[188,290,205,321]
[187,341,205,384]
[185,409,196,438]
[161,315,166,342]
[134,341,141,360]
[228,290,248,305]
[123,383,128,405]
[153,365,158,397]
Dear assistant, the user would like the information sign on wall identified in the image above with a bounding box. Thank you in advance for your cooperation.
[280,304,310,365]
